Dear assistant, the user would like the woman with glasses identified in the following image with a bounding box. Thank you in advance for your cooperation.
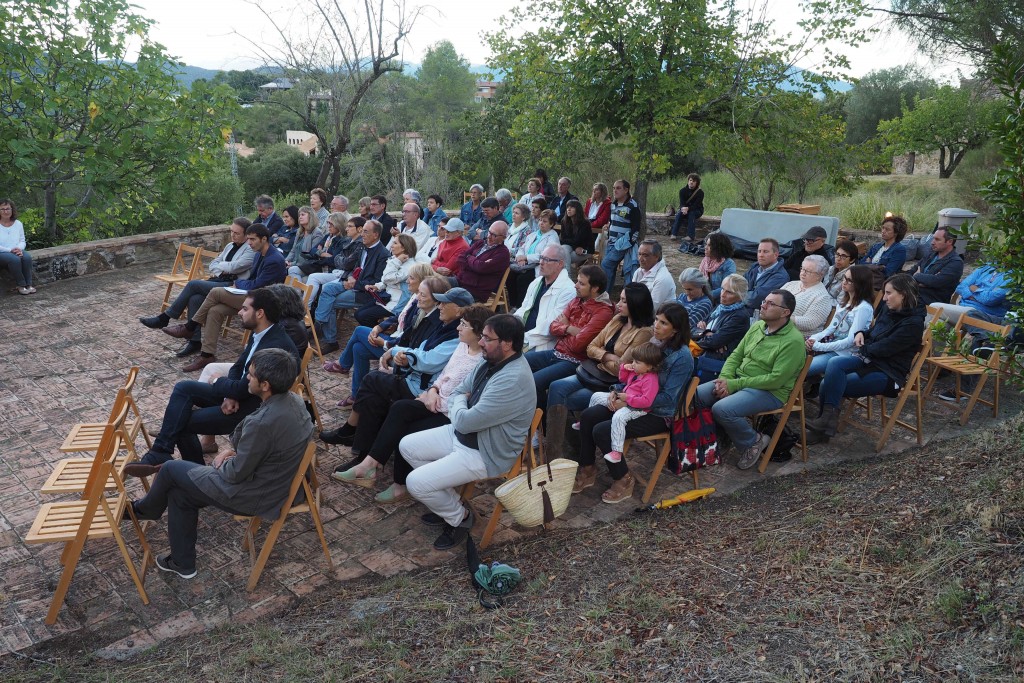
[781,255,836,336]
[804,264,876,395]
[823,239,859,299]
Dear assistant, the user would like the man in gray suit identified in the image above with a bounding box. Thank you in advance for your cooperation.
[132,348,313,579]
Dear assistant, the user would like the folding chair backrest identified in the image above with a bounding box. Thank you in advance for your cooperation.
[81,416,125,502]
[959,315,1012,367]
[285,275,315,307]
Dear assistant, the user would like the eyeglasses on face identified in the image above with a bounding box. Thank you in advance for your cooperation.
[539,256,561,263]
[479,335,498,344]
[835,252,851,259]
[761,300,788,310]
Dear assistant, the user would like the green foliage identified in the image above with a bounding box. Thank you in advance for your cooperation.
[209,69,269,103]
[416,41,477,114]
[0,0,239,246]
[887,0,1024,65]
[878,85,1003,178]
[234,102,305,147]
[237,144,321,199]
[180,161,245,227]
[843,65,937,143]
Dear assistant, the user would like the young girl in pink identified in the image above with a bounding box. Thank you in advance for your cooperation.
[574,342,663,463]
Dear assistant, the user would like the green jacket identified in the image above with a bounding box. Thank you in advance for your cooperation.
[720,320,806,403]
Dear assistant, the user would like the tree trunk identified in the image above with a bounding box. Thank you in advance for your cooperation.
[633,177,649,240]
[43,182,57,245]
[315,154,333,189]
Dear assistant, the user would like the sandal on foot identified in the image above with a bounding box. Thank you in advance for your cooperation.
[323,360,350,374]
[331,466,377,488]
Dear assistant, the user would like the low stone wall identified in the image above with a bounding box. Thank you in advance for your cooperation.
[21,225,231,286]
[11,214,723,288]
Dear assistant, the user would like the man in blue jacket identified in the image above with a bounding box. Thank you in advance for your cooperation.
[163,224,287,371]
[743,238,789,314]
[126,288,299,477]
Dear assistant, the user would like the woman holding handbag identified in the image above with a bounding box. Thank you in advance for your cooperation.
[543,283,655,458]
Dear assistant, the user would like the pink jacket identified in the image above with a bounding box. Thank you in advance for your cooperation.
[618,365,659,410]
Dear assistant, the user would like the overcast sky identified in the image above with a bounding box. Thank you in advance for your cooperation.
[130,0,963,83]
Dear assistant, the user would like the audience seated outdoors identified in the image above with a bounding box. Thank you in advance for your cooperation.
[823,239,859,300]
[743,238,789,314]
[676,268,714,335]
[456,220,510,303]
[313,219,389,353]
[367,195,397,232]
[518,177,546,210]
[424,194,446,234]
[692,273,751,363]
[253,195,285,247]
[559,199,596,273]
[632,238,676,309]
[518,245,577,352]
[161,223,288,372]
[804,264,876,397]
[781,254,836,336]
[495,188,515,224]
[695,289,806,470]
[700,231,737,303]
[572,302,693,503]
[525,264,614,413]
[139,217,255,358]
[461,184,484,226]
[402,188,425,221]
[505,204,535,255]
[468,197,504,242]
[310,188,330,227]
[320,288,474,476]
[807,274,926,444]
[284,206,324,279]
[910,227,964,305]
[388,202,432,252]
[305,216,365,303]
[0,198,36,295]
[430,217,470,278]
[669,173,705,243]
[529,197,547,231]
[273,205,300,255]
[131,348,312,580]
[126,287,300,478]
[323,268,445,407]
[602,179,643,291]
[329,303,492,505]
[544,283,655,458]
[509,209,561,307]
[329,194,350,218]
[861,215,908,277]
[584,182,611,257]
[784,225,835,281]
[549,177,578,221]
[352,233,418,327]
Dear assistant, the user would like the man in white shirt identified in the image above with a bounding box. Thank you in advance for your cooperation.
[518,246,577,351]
[387,202,432,252]
[631,239,676,309]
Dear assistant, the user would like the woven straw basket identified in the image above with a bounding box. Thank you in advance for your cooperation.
[494,458,578,527]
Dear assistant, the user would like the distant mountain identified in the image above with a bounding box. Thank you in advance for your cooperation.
[169,64,221,87]
[782,67,853,94]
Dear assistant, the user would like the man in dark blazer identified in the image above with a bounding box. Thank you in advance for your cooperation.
[253,194,284,234]
[548,177,578,221]
[132,348,313,579]
[368,194,397,232]
[126,288,299,476]
[313,219,389,352]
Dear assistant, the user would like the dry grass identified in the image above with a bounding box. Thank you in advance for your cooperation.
[3,414,1023,682]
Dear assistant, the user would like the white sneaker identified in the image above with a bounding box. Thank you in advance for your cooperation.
[18,287,30,295]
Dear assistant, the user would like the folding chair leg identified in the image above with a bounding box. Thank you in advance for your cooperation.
[961,375,988,426]
[306,312,324,364]
[247,517,287,591]
[798,404,808,462]
[47,540,86,624]
[306,499,333,569]
[479,501,504,549]
[877,390,912,452]
[640,439,672,504]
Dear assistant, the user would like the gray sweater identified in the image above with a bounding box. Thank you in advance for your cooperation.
[449,353,536,477]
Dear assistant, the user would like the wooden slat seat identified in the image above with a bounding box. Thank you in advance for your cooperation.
[753,355,813,473]
[155,244,204,314]
[484,268,511,312]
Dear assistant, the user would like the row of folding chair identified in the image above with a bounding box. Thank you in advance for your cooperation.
[154,243,219,314]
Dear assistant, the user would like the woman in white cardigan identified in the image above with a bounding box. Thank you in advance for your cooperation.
[805,263,876,380]
[781,254,836,336]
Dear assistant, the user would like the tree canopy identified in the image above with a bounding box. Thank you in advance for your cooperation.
[884,0,1024,65]
[843,66,937,144]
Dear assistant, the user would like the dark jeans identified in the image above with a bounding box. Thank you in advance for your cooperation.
[526,350,579,410]
[819,355,892,409]
[133,460,249,572]
[670,209,704,239]
[355,302,392,328]
[166,279,222,341]
[149,380,258,465]
[577,405,669,481]
[368,398,450,468]
[351,371,416,454]
[509,268,535,308]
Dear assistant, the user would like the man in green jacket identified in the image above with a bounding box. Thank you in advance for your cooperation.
[696,289,806,470]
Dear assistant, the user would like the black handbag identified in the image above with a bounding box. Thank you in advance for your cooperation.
[575,359,618,392]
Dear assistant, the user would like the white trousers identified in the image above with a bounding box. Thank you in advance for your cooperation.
[306,270,341,301]
[588,391,648,452]
[399,425,488,527]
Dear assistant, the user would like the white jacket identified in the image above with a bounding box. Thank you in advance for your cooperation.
[387,219,433,253]
[519,269,577,351]
[632,259,676,309]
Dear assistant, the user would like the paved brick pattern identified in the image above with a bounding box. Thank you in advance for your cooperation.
[0,257,1014,658]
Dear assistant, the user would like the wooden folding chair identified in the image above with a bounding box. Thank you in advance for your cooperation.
[753,355,812,473]
[285,275,323,363]
[923,314,1011,425]
[189,248,222,282]
[155,244,203,314]
[838,337,932,452]
[291,347,323,432]
[485,268,512,313]
[460,408,543,549]
[235,442,331,591]
[623,376,701,504]
[60,367,152,458]
[26,421,153,624]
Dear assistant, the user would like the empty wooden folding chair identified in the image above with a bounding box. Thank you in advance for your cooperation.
[235,442,332,590]
[26,421,153,624]
[838,337,932,452]
[922,314,1011,426]
[752,355,812,473]
[154,243,203,314]
[485,268,511,313]
[60,367,152,460]
[623,376,701,504]
[291,347,323,432]
[460,408,543,549]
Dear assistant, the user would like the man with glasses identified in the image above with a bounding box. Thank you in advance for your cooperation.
[313,220,389,353]
[388,202,432,252]
[631,238,676,308]
[368,195,397,232]
[518,245,577,351]
[456,220,511,302]
[140,217,256,358]
[696,289,806,470]
[911,227,964,305]
[785,225,835,280]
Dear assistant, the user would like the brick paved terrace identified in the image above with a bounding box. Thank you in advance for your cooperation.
[0,244,1018,659]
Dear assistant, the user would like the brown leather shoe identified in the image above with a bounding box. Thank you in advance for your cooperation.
[162,324,194,339]
[572,465,597,494]
[601,472,635,504]
[124,462,162,478]
[183,355,216,372]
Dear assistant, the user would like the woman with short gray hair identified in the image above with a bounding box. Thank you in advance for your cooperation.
[676,267,714,334]
[781,254,836,336]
